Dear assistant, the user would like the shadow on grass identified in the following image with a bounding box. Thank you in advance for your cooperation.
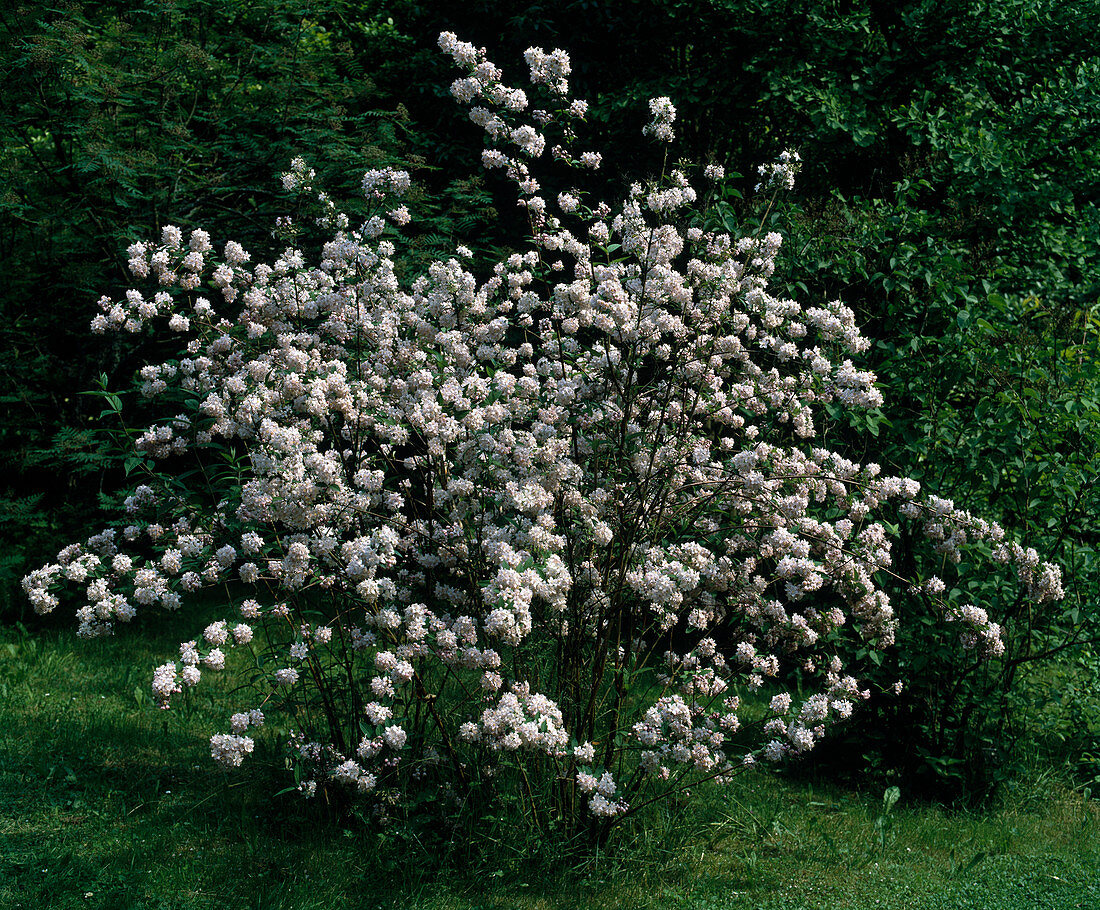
[0,696,626,909]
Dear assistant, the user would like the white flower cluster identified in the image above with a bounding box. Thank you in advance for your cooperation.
[476,683,569,753]
[523,45,571,95]
[755,149,801,193]
[281,157,316,193]
[643,96,677,143]
[576,769,628,817]
[210,733,254,768]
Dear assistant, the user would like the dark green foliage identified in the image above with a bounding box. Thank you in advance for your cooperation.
[745,1,1100,794]
[374,0,1100,794]
[5,0,1100,799]
[0,0,496,615]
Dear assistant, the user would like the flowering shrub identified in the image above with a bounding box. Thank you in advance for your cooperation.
[23,34,1063,839]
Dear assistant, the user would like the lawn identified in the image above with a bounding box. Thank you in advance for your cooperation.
[2,615,1097,909]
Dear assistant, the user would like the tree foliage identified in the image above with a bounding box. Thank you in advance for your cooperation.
[5,0,1100,797]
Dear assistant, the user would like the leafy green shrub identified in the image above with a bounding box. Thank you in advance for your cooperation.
[23,34,1066,850]
[8,0,1099,803]
[768,180,1100,799]
[0,0,499,616]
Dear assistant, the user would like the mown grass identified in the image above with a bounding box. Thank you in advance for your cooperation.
[2,613,1098,909]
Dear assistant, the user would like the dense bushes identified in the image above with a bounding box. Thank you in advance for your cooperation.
[26,32,1073,844]
[0,0,494,615]
[6,0,1100,800]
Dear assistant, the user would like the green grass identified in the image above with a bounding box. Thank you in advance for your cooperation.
[2,616,1098,909]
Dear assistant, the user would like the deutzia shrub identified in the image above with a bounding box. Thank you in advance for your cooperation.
[24,33,1063,841]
